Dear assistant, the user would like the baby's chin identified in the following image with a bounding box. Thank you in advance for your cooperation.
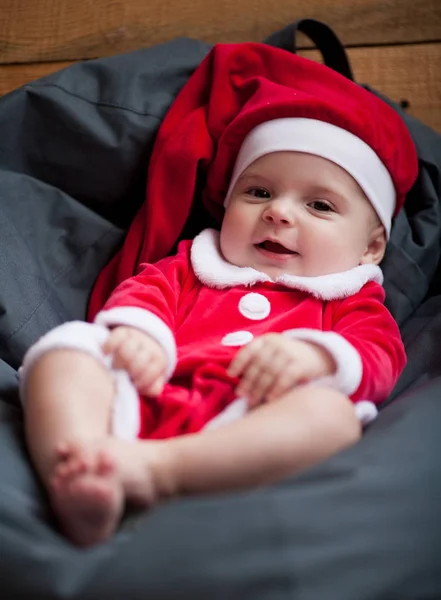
[228,256,310,279]
[222,248,362,279]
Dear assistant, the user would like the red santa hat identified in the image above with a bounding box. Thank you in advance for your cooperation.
[223,117,397,236]
[89,42,418,318]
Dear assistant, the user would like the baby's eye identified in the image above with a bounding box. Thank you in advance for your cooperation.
[309,200,334,212]
[246,187,271,199]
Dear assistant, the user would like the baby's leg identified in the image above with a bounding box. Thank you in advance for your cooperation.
[87,385,361,509]
[24,348,122,545]
[24,349,114,483]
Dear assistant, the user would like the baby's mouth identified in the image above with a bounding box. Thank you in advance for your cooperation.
[256,240,298,255]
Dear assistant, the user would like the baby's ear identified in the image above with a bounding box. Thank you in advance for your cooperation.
[361,225,387,265]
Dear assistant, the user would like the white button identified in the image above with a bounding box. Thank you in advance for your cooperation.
[221,331,254,346]
[238,293,271,320]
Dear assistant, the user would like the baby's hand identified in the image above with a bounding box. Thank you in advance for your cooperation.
[227,333,336,407]
[103,326,167,396]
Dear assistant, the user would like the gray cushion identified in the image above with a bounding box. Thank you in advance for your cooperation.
[1,381,440,599]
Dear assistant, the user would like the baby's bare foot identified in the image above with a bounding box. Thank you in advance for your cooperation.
[50,441,125,547]
[91,437,159,507]
[50,438,159,547]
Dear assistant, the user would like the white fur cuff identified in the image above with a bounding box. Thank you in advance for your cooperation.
[282,329,363,396]
[203,394,378,430]
[19,321,110,398]
[204,397,248,430]
[19,321,140,439]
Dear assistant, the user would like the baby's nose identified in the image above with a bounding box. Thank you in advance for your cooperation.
[264,213,290,225]
[263,202,294,225]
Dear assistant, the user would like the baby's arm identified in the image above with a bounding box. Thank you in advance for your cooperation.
[103,326,167,397]
[229,283,405,411]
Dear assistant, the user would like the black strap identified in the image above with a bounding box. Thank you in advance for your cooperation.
[264,18,354,81]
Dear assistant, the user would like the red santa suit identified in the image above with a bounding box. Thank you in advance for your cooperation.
[90,228,405,440]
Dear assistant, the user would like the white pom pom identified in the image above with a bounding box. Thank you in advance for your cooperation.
[354,400,378,425]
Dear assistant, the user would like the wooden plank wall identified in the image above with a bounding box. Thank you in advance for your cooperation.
[0,0,440,132]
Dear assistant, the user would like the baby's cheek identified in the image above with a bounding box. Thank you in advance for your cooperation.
[220,232,245,267]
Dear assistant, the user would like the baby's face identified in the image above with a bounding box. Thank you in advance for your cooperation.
[220,151,386,279]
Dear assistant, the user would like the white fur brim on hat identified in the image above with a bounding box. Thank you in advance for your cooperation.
[224,118,396,237]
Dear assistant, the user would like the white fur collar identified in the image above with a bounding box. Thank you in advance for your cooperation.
[190,229,383,301]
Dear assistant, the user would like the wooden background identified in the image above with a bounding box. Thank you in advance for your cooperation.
[0,0,440,132]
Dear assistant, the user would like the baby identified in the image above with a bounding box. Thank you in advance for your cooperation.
[20,44,418,547]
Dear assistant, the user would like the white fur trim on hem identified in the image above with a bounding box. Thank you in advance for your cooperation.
[191,229,383,300]
[203,395,377,430]
[203,397,248,430]
[354,400,378,425]
[19,321,141,440]
[282,329,363,396]
[111,369,141,440]
[95,306,177,379]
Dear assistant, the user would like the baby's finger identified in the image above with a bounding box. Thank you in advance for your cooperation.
[126,346,156,380]
[266,366,302,401]
[133,359,166,395]
[227,340,263,377]
[140,376,165,397]
[227,349,253,378]
[246,371,277,407]
[103,328,130,354]
[235,361,265,397]
[111,338,143,370]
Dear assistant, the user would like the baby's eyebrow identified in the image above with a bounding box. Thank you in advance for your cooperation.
[236,172,269,185]
[309,185,350,205]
